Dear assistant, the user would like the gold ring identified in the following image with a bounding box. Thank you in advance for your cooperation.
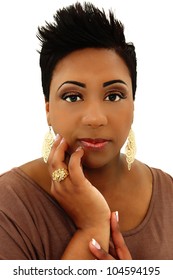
[52,168,69,182]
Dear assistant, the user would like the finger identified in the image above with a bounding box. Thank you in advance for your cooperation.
[89,239,115,260]
[48,137,69,172]
[48,134,62,162]
[109,240,119,259]
[68,147,86,185]
[111,212,132,260]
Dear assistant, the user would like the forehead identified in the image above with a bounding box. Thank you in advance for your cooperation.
[52,48,131,86]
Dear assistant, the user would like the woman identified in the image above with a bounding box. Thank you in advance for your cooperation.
[0,2,173,260]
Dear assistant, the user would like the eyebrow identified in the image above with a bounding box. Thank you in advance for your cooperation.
[58,81,86,90]
[103,79,127,87]
[58,79,127,90]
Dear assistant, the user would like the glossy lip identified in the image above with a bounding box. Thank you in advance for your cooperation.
[78,138,110,150]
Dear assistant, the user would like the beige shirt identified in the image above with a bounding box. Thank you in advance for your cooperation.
[0,167,173,259]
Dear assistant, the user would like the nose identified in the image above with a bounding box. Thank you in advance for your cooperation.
[81,101,108,128]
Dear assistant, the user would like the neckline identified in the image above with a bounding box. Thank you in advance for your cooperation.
[122,165,156,237]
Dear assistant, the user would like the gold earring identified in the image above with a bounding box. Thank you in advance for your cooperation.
[125,128,136,171]
[42,126,55,163]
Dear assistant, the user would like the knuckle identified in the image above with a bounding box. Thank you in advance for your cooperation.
[51,160,58,169]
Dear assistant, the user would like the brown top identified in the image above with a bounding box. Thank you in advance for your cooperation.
[0,167,173,260]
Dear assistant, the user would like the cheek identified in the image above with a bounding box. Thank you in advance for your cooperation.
[51,117,75,144]
[121,110,134,134]
[48,104,67,132]
[113,104,133,126]
[112,106,134,143]
[52,122,69,137]
[122,103,134,125]
[49,102,80,138]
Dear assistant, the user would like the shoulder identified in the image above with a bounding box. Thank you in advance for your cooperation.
[0,158,52,201]
[149,167,173,187]
[0,162,60,226]
[0,165,44,202]
[0,167,44,219]
[0,167,31,201]
[0,161,62,216]
[0,161,70,226]
[147,166,173,206]
[133,158,173,187]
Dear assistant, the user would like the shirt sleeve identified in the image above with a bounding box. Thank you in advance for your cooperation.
[0,210,44,260]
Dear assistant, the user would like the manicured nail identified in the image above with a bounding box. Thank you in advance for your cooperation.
[76,146,83,152]
[91,238,101,250]
[60,138,65,144]
[115,211,119,222]
[55,134,60,141]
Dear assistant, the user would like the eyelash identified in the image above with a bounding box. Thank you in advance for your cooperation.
[105,93,126,102]
[61,92,126,103]
[61,92,83,102]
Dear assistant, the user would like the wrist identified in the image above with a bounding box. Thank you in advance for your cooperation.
[79,222,110,251]
[61,223,110,259]
[77,210,111,231]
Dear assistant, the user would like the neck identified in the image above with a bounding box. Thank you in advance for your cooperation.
[83,153,126,193]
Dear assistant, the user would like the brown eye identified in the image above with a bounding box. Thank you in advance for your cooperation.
[105,93,122,102]
[62,94,82,102]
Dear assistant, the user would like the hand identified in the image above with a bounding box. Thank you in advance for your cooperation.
[89,212,132,260]
[47,135,111,230]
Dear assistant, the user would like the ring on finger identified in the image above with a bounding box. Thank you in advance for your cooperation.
[52,168,69,182]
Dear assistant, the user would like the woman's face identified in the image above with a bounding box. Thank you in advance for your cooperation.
[46,48,134,168]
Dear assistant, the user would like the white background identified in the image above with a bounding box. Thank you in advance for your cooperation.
[0,260,172,280]
[0,0,172,175]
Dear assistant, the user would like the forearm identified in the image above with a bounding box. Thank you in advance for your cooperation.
[61,223,110,260]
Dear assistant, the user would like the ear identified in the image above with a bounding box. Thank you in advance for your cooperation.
[45,101,51,126]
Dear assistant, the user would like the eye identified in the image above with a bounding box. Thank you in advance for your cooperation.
[105,93,124,102]
[62,94,82,103]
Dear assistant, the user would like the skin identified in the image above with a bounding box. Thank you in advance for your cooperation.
[20,48,153,259]
[47,48,134,170]
[89,212,132,260]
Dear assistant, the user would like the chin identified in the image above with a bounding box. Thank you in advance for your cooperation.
[81,154,111,169]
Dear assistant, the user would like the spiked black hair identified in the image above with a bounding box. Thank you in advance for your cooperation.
[37,2,137,101]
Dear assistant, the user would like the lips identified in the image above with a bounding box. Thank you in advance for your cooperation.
[78,138,109,149]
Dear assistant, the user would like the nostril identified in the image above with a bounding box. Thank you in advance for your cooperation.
[82,114,107,127]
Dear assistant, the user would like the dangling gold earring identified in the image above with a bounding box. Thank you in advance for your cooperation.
[42,126,55,163]
[125,128,136,171]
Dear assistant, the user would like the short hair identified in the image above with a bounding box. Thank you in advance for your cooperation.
[37,2,137,101]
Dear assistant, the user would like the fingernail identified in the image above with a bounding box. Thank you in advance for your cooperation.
[76,146,83,152]
[91,238,101,250]
[115,211,119,222]
[60,138,65,145]
[55,134,60,141]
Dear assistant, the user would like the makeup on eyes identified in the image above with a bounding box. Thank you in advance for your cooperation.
[60,90,127,103]
[58,79,128,89]
[57,79,128,100]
